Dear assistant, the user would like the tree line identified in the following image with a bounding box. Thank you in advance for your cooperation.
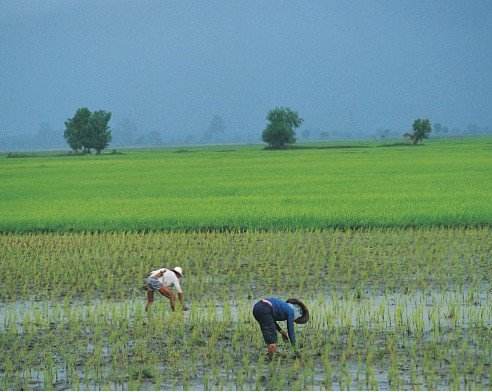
[62,106,438,154]
[261,108,431,148]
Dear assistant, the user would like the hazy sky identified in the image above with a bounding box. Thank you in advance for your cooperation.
[1,0,491,139]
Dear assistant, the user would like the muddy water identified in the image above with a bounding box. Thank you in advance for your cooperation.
[2,286,488,333]
[1,286,490,390]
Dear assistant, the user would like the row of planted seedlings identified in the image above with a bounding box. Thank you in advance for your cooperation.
[2,226,490,300]
[1,288,490,390]
[0,226,490,389]
[6,291,490,390]
[306,285,491,390]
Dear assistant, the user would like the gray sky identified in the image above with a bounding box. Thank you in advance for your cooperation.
[1,0,491,140]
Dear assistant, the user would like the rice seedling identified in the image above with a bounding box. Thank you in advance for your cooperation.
[0,226,490,389]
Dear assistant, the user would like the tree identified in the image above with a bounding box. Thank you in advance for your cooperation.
[379,129,391,139]
[202,115,226,142]
[37,122,64,149]
[433,123,442,135]
[113,118,138,147]
[90,110,112,153]
[404,118,431,145]
[411,118,432,144]
[64,107,89,152]
[135,131,163,146]
[301,129,310,140]
[64,108,112,154]
[262,107,303,149]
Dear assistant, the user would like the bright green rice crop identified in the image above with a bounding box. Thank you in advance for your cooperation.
[1,137,491,232]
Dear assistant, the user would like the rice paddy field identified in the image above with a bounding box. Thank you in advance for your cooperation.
[1,137,492,232]
[1,137,491,390]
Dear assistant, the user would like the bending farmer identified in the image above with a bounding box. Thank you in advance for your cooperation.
[145,266,186,311]
[253,297,309,358]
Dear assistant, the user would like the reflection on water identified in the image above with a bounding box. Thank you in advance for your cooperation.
[2,286,489,334]
[1,285,490,391]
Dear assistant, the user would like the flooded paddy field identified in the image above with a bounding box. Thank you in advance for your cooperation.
[1,227,490,390]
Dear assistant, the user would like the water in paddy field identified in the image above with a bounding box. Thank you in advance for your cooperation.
[2,284,488,331]
[1,284,490,390]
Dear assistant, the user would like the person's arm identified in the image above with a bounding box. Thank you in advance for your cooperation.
[278,304,294,343]
[286,313,296,347]
[173,279,189,310]
[169,295,176,311]
[150,268,165,279]
[174,278,183,296]
[177,293,189,310]
[279,329,289,342]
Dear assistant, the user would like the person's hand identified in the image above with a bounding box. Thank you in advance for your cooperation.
[280,330,289,342]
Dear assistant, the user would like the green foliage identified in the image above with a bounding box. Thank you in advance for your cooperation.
[411,118,432,144]
[89,110,112,153]
[262,107,303,149]
[64,107,89,151]
[64,107,112,154]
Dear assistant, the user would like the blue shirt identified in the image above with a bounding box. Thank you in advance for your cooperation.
[265,297,296,346]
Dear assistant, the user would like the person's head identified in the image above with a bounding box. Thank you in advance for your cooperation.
[172,266,183,279]
[286,298,309,324]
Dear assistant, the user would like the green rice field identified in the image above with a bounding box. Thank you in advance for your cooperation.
[1,137,492,232]
[1,137,491,390]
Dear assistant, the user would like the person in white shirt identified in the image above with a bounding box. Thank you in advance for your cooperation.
[145,266,187,311]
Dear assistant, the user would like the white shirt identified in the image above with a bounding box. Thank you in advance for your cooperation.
[150,268,183,294]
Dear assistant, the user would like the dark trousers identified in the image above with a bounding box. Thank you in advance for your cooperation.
[253,301,277,344]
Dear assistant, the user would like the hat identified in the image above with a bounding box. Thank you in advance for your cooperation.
[172,266,183,277]
[286,298,309,324]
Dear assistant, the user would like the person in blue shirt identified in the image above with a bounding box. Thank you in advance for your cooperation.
[253,297,309,358]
